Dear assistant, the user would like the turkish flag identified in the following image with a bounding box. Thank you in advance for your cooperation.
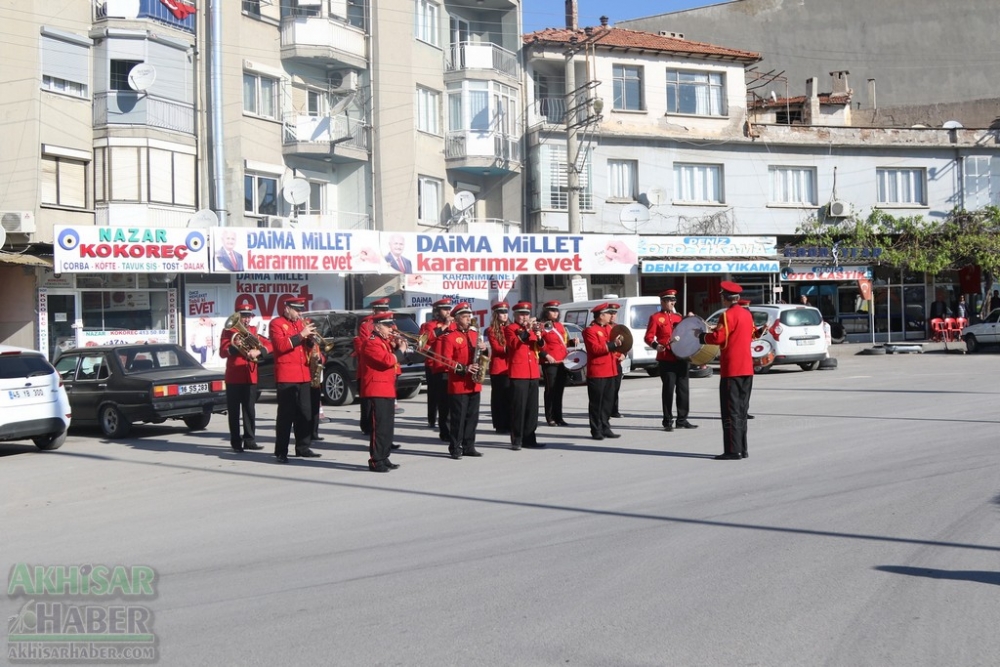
[160,0,196,20]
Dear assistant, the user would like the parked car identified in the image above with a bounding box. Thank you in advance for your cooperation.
[562,323,587,386]
[0,345,72,450]
[557,297,662,375]
[258,310,425,406]
[53,344,226,438]
[961,308,1000,353]
[705,304,830,373]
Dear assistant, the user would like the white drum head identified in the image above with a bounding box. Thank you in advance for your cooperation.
[751,339,773,359]
[563,349,587,371]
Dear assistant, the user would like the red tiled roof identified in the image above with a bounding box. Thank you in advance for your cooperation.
[751,93,852,108]
[524,27,761,62]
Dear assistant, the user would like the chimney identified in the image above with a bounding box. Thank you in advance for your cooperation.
[867,78,877,110]
[830,70,850,96]
[565,0,578,30]
[806,77,820,124]
[600,15,609,27]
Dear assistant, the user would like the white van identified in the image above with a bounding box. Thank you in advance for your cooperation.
[556,297,662,374]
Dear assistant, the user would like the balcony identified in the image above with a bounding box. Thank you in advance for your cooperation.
[94,0,196,33]
[445,131,521,175]
[445,42,519,82]
[282,114,368,163]
[280,17,368,70]
[447,218,521,235]
[532,97,567,126]
[93,92,195,135]
[295,211,372,231]
[95,204,195,228]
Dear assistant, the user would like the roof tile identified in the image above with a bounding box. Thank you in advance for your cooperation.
[524,27,760,62]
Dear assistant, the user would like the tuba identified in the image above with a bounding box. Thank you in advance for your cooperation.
[224,313,264,365]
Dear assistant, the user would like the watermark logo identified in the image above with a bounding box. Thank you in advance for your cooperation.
[7,564,158,663]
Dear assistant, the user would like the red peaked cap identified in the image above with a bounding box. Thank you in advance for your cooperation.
[543,301,561,309]
[512,301,532,313]
[432,298,453,309]
[451,302,473,316]
[372,312,395,324]
[659,289,678,299]
[285,297,307,310]
[370,298,390,310]
[591,302,619,314]
[720,281,743,296]
[491,301,509,312]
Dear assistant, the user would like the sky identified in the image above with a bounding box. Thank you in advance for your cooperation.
[522,0,722,34]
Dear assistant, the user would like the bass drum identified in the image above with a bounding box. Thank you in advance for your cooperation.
[751,338,775,368]
[563,349,587,371]
[670,316,720,365]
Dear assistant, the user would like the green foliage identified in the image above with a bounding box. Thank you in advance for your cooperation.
[797,207,1000,277]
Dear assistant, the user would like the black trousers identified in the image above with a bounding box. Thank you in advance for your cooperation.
[274,382,313,457]
[310,385,322,437]
[612,362,623,415]
[508,378,538,448]
[587,375,615,437]
[359,397,372,435]
[448,392,481,455]
[719,375,753,456]
[226,383,257,449]
[489,373,511,432]
[658,359,691,425]
[541,363,567,423]
[369,396,395,465]
[426,369,450,438]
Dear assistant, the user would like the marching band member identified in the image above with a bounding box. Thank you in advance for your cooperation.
[440,303,485,459]
[538,301,569,426]
[420,298,455,441]
[504,301,544,450]
[644,289,697,432]
[362,311,406,471]
[355,298,391,435]
[486,301,511,434]
[269,298,320,462]
[609,304,625,418]
[584,303,623,440]
[220,308,271,452]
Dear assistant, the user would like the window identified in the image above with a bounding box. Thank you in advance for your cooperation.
[416,87,440,135]
[608,160,638,200]
[148,149,196,207]
[40,31,90,99]
[308,89,329,117]
[280,0,319,18]
[95,146,194,206]
[877,168,925,205]
[41,156,87,208]
[417,176,442,223]
[414,0,440,46]
[964,156,1000,209]
[769,166,816,205]
[242,0,261,16]
[536,144,592,211]
[245,173,279,216]
[665,70,726,116]
[243,72,278,120]
[673,163,723,204]
[544,275,566,289]
[110,60,141,92]
[612,65,643,111]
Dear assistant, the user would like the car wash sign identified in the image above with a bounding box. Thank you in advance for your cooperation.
[781,265,873,281]
[54,226,210,273]
[641,259,780,274]
[638,236,777,258]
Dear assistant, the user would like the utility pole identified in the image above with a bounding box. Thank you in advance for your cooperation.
[565,42,580,235]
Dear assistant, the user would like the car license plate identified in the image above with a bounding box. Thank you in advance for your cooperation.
[796,339,814,346]
[179,383,209,395]
[7,388,45,401]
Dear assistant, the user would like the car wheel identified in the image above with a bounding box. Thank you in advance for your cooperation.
[183,413,212,431]
[323,366,354,406]
[964,335,978,354]
[689,364,713,379]
[799,361,821,371]
[33,430,67,451]
[829,323,846,344]
[99,404,131,439]
[645,366,660,377]
[819,357,839,370]
[397,383,422,400]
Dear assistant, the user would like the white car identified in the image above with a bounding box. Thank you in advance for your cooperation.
[961,309,1000,353]
[705,304,830,373]
[0,345,72,450]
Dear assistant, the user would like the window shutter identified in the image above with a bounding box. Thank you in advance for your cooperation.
[110,146,140,201]
[149,149,173,203]
[41,156,58,205]
[175,153,196,207]
[60,160,87,208]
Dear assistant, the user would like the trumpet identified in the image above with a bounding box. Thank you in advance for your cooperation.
[224,312,265,364]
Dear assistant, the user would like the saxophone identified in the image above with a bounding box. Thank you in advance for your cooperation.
[472,326,489,384]
[304,319,333,388]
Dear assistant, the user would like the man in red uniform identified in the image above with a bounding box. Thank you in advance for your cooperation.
[486,301,511,434]
[440,303,485,460]
[419,298,454,440]
[269,297,320,462]
[355,298,390,435]
[362,312,406,472]
[538,301,569,426]
[504,301,543,450]
[584,303,625,440]
[700,281,755,460]
[220,308,272,452]
[644,289,697,432]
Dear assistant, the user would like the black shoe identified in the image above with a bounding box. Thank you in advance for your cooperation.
[546,420,556,427]
[312,434,325,442]
[439,434,450,443]
[747,414,755,420]
[428,422,436,429]
[611,413,623,418]
[275,454,289,463]
[449,449,463,460]
[390,443,401,449]
[464,450,483,457]
[496,429,511,435]
[361,430,372,436]
[523,442,546,448]
[511,443,522,451]
[663,423,674,432]
[296,449,321,458]
[244,443,263,450]
[676,421,699,429]
[369,462,390,473]
[714,453,742,460]
[602,432,621,439]
[741,452,748,458]
[555,421,569,426]
[384,460,400,469]
[231,445,244,453]
[592,434,605,440]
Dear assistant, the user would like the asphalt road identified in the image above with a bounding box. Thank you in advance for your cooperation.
[2,349,998,666]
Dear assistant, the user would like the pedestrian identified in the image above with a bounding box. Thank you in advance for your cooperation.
[419,298,454,442]
[538,301,569,426]
[440,303,485,459]
[957,295,968,320]
[987,290,999,314]
[486,301,511,434]
[220,308,272,452]
[355,298,391,435]
[504,301,543,450]
[584,302,624,440]
[269,297,321,462]
[699,282,754,460]
[643,289,697,432]
[362,311,405,472]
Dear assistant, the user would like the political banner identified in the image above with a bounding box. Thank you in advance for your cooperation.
[211,228,383,274]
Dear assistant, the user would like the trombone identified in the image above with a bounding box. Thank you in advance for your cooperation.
[390,328,484,377]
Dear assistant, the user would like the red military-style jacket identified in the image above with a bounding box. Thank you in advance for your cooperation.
[268,316,312,384]
[486,324,508,375]
[441,326,482,395]
[539,321,568,363]
[584,322,619,379]
[420,319,454,373]
[353,316,375,396]
[220,325,272,384]
[504,322,542,380]
[361,333,399,399]
[704,304,755,378]
[644,310,683,362]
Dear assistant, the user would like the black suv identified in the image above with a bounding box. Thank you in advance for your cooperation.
[258,310,425,405]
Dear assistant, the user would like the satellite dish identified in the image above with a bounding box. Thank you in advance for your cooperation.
[454,190,476,213]
[282,178,311,206]
[619,203,650,225]
[188,209,219,228]
[0,226,7,250]
[942,120,964,129]
[769,91,778,103]
[646,187,667,206]
[127,63,157,92]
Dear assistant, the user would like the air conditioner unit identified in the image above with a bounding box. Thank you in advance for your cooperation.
[262,215,293,229]
[328,69,359,93]
[0,211,35,234]
[828,200,850,217]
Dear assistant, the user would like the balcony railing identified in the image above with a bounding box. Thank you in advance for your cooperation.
[280,16,368,67]
[94,0,196,32]
[445,130,521,163]
[295,211,372,231]
[93,92,195,134]
[447,218,522,234]
[534,97,567,125]
[445,42,519,79]
[283,114,368,152]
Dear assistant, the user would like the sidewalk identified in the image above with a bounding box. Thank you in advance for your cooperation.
[829,339,962,358]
